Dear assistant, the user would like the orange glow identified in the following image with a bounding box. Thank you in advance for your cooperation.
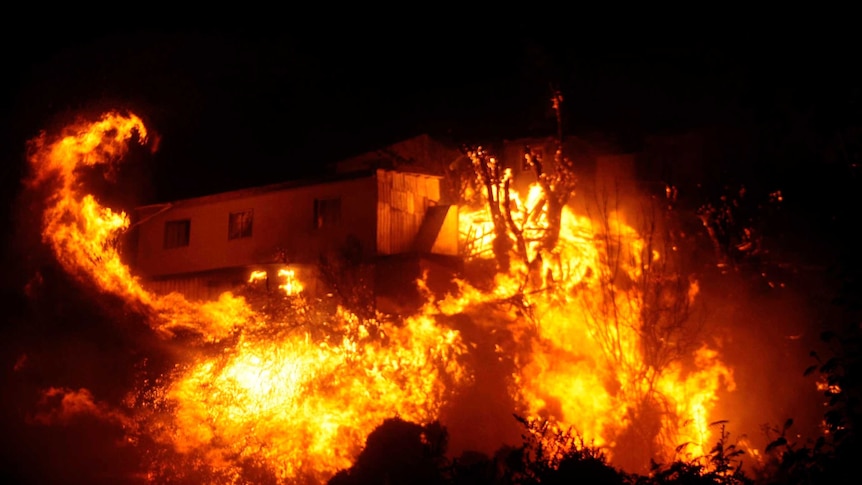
[247,270,267,283]
[28,111,739,479]
[27,112,470,482]
[456,182,736,469]
[154,309,467,481]
[31,387,130,427]
[277,267,303,296]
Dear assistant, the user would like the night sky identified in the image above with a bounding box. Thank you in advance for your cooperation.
[3,25,859,204]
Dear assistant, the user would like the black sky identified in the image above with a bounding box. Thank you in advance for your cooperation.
[3,25,860,199]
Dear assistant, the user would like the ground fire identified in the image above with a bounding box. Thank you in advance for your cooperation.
[452,148,735,471]
[24,111,747,483]
[25,112,469,483]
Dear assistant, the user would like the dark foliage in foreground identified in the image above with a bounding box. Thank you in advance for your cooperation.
[329,317,861,485]
[751,309,861,484]
[325,277,862,485]
[329,418,449,485]
[328,415,756,484]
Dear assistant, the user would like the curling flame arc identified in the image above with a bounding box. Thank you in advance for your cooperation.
[27,112,470,483]
[28,111,737,481]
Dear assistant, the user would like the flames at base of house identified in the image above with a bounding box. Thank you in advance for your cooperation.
[248,267,303,296]
[25,112,469,482]
[24,111,745,482]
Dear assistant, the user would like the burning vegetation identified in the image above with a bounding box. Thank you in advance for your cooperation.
[23,112,468,483]
[454,135,733,471]
[14,109,857,484]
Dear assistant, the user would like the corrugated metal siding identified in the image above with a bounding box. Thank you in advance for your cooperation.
[143,276,230,302]
[377,173,390,254]
[377,170,443,255]
[377,201,391,254]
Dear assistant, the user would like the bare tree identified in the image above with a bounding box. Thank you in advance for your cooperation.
[465,146,517,273]
[523,90,578,253]
[582,181,704,469]
[464,92,578,281]
[462,92,709,468]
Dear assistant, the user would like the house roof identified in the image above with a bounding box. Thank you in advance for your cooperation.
[333,133,465,176]
[134,169,375,212]
[134,167,442,213]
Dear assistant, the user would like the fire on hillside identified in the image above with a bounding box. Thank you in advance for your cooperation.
[16,111,817,484]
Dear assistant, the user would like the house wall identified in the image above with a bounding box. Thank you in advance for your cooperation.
[133,176,379,278]
[377,170,440,255]
[376,170,442,254]
[140,264,322,302]
[593,153,637,199]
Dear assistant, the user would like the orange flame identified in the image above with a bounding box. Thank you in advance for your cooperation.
[248,270,267,283]
[28,112,149,299]
[27,112,470,482]
[277,267,303,296]
[28,111,739,479]
[154,308,466,481]
[456,183,736,469]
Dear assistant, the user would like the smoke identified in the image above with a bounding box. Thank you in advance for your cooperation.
[0,264,155,484]
[696,265,827,455]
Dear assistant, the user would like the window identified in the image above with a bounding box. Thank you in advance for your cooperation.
[314,198,341,229]
[164,219,190,249]
[228,209,254,240]
[523,146,545,171]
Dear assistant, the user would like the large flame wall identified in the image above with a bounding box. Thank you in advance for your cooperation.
[24,111,738,482]
[25,112,470,483]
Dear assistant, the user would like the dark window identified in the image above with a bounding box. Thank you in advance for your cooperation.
[228,209,254,240]
[524,147,545,171]
[314,198,341,229]
[164,219,190,249]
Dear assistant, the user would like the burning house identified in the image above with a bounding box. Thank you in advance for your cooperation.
[129,164,460,310]
[23,112,789,483]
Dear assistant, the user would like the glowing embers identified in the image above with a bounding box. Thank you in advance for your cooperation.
[27,111,470,483]
[154,310,469,482]
[27,109,738,478]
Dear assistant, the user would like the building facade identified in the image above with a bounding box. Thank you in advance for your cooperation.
[129,168,458,305]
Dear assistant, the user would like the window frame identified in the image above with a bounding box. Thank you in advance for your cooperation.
[164,219,191,249]
[313,197,341,229]
[228,209,254,240]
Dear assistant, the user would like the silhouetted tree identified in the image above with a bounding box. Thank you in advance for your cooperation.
[463,92,578,276]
